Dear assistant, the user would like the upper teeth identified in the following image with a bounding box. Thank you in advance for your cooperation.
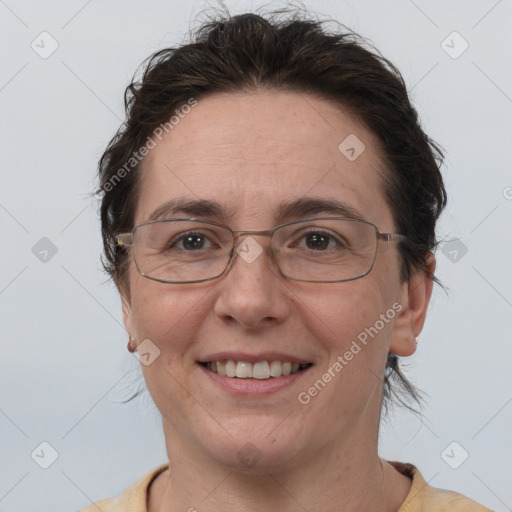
[206,360,308,379]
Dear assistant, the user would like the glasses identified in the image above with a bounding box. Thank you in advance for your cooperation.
[116,217,409,284]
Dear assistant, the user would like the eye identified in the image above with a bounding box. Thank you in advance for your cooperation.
[293,229,348,251]
[169,231,215,251]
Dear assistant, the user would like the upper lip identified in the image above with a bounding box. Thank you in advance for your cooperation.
[197,352,312,364]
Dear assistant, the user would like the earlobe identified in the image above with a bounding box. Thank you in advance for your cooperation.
[389,252,436,357]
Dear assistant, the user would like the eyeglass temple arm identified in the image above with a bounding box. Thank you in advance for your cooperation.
[117,233,134,246]
[378,233,409,243]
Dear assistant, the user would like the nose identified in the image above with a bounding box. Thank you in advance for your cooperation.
[212,236,291,330]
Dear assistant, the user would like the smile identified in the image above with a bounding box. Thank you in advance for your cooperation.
[201,360,313,379]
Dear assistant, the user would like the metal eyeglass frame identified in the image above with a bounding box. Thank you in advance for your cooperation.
[116,217,410,284]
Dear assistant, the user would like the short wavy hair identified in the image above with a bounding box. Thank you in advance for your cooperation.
[96,5,447,413]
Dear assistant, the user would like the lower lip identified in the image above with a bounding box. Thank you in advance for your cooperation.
[198,364,311,395]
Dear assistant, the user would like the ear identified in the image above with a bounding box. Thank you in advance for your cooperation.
[121,288,136,340]
[389,252,436,357]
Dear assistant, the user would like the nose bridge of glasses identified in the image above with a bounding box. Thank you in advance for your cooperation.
[228,228,280,273]
[232,227,275,237]
[232,228,276,249]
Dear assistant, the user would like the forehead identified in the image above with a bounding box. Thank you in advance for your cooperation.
[136,90,394,229]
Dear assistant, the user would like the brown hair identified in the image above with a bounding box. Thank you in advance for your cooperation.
[97,6,447,412]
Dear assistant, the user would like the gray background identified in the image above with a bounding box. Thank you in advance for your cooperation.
[1,0,511,510]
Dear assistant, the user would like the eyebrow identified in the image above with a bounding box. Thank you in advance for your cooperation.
[146,197,366,224]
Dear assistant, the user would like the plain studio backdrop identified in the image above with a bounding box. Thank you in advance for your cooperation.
[1,1,511,511]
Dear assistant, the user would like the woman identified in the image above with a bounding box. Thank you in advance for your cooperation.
[79,7,491,512]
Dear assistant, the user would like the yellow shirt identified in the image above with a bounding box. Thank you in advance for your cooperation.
[76,461,493,511]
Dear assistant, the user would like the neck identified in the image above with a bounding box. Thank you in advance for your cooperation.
[149,427,411,512]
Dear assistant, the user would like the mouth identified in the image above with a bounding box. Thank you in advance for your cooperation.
[199,360,313,379]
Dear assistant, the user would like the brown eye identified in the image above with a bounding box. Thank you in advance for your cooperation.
[304,232,331,250]
[172,232,210,251]
[292,229,348,252]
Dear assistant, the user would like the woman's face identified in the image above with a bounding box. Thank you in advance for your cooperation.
[122,90,432,471]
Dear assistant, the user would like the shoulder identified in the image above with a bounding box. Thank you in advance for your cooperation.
[75,463,169,512]
[390,461,493,512]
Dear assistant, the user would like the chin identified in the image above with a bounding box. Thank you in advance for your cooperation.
[211,443,303,474]
[196,419,309,473]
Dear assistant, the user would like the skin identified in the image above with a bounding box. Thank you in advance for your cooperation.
[120,90,435,512]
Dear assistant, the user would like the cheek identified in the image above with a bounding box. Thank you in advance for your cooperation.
[300,280,396,403]
[129,276,207,361]
[131,283,209,411]
[304,280,389,344]
[292,285,395,425]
